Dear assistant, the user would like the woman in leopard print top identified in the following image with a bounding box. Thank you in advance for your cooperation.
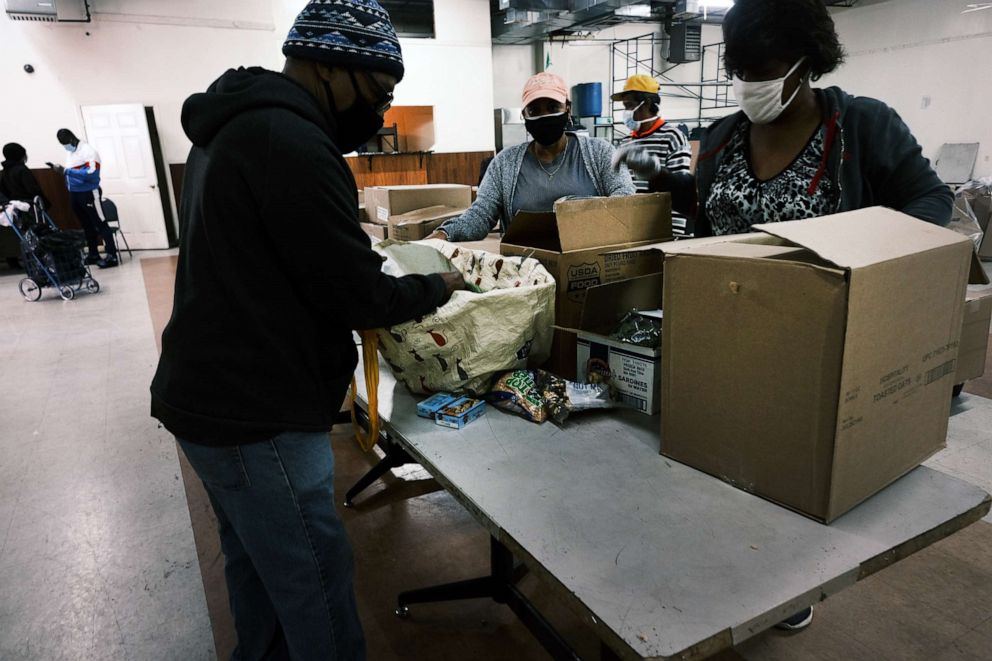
[615,0,951,236]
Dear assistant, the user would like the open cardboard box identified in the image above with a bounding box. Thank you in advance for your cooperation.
[499,194,672,378]
[364,185,473,225]
[568,273,664,414]
[621,207,985,522]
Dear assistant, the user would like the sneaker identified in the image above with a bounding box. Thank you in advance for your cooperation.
[84,254,101,265]
[776,606,813,631]
[97,256,119,269]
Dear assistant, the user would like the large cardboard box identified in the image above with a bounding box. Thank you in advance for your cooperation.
[364,185,472,225]
[955,290,992,384]
[654,208,976,522]
[388,205,463,241]
[500,194,672,329]
[573,274,664,414]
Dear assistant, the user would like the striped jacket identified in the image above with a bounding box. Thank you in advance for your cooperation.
[620,119,692,234]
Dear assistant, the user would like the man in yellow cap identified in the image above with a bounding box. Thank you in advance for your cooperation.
[611,74,693,234]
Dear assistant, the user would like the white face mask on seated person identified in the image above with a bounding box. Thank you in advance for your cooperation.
[732,57,808,125]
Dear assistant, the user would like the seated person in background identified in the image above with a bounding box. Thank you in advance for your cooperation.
[428,72,635,242]
[614,0,952,237]
[612,74,692,234]
[0,143,48,209]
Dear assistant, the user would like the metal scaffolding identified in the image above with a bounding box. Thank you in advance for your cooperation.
[607,33,737,144]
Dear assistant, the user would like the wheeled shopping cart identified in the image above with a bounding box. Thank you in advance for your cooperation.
[1,199,100,301]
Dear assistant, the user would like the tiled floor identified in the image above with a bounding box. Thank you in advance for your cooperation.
[1,253,991,660]
[0,255,212,660]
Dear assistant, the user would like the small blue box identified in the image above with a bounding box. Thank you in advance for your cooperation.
[434,397,486,430]
[417,392,459,419]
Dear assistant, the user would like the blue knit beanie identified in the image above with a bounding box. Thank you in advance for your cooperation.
[283,0,404,82]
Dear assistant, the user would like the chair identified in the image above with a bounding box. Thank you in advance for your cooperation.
[99,197,133,261]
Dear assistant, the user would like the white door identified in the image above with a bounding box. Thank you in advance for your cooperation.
[81,104,169,250]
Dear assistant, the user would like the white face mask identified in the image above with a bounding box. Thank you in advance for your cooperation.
[622,101,659,132]
[732,57,807,125]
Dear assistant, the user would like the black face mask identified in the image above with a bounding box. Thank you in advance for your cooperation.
[323,70,385,154]
[524,113,568,146]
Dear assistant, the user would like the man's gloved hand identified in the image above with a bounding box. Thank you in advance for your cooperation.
[612,142,666,180]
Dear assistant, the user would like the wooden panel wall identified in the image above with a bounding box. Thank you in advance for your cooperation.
[168,151,495,206]
[382,106,435,153]
[345,153,429,190]
[29,168,78,230]
[426,151,492,187]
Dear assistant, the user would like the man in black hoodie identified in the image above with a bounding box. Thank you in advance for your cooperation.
[150,2,462,658]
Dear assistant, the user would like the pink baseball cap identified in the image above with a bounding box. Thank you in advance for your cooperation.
[521,72,569,109]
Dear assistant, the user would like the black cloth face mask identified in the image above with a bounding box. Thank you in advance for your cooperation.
[323,70,386,154]
[524,112,568,146]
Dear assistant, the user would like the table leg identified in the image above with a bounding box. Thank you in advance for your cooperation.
[343,438,415,508]
[396,536,580,660]
[600,641,622,660]
[342,403,416,508]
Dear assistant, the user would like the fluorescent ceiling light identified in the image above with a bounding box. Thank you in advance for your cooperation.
[699,0,734,8]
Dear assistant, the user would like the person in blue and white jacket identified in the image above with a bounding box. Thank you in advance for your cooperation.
[53,128,118,268]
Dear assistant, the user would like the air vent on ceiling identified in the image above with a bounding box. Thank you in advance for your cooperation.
[5,0,89,22]
[668,22,701,63]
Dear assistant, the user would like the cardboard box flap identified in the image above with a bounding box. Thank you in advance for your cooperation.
[575,273,664,335]
[551,194,672,252]
[605,232,782,258]
[965,286,992,303]
[504,195,673,253]
[754,207,972,271]
[502,211,562,251]
[679,242,813,261]
[390,205,463,226]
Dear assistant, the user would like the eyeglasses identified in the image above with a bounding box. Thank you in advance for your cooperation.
[363,73,394,114]
[521,107,566,120]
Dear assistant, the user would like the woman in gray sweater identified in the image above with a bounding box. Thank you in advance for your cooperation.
[431,72,635,242]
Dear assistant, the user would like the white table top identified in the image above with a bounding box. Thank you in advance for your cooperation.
[354,362,990,660]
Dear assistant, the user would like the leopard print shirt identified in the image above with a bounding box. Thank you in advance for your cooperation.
[705,120,838,236]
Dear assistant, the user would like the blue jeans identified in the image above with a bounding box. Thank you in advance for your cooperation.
[178,432,365,661]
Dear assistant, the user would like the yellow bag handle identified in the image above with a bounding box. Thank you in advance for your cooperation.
[350,330,381,452]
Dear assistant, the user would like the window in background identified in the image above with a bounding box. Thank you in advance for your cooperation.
[379,0,435,38]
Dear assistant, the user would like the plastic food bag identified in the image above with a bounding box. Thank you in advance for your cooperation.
[610,310,662,348]
[372,240,555,395]
[537,371,613,424]
[488,370,547,422]
[488,369,614,425]
[953,178,992,250]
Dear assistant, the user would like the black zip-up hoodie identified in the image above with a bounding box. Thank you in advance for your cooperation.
[151,68,446,446]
